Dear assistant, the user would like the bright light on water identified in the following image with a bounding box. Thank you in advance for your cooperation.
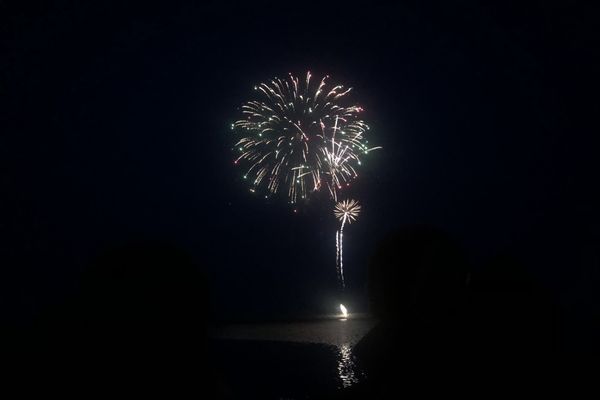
[340,304,348,319]
[337,344,360,388]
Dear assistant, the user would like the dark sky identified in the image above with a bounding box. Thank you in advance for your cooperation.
[2,1,598,323]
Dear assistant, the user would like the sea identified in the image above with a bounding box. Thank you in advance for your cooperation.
[211,314,375,399]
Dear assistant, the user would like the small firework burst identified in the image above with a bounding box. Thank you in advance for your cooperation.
[334,199,361,224]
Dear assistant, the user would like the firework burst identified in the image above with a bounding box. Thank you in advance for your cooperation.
[334,199,362,224]
[232,72,380,204]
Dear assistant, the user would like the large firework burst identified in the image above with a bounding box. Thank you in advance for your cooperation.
[232,72,380,204]
[334,199,361,289]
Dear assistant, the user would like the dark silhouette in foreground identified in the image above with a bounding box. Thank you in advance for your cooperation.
[335,226,561,398]
[7,233,585,398]
[32,242,226,398]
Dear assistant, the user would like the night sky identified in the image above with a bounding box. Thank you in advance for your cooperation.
[2,2,598,329]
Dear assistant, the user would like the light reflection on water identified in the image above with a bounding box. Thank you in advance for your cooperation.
[213,316,374,390]
[333,316,368,388]
[337,343,363,388]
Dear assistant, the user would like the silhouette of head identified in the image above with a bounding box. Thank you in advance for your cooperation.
[368,226,469,323]
[469,254,556,356]
[77,241,210,389]
[28,241,218,396]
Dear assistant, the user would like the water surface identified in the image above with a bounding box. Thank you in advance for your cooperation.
[212,316,375,398]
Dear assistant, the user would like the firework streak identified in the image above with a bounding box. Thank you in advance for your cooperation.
[334,199,361,289]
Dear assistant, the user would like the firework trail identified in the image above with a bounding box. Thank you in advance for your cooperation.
[334,199,361,289]
[232,72,381,204]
